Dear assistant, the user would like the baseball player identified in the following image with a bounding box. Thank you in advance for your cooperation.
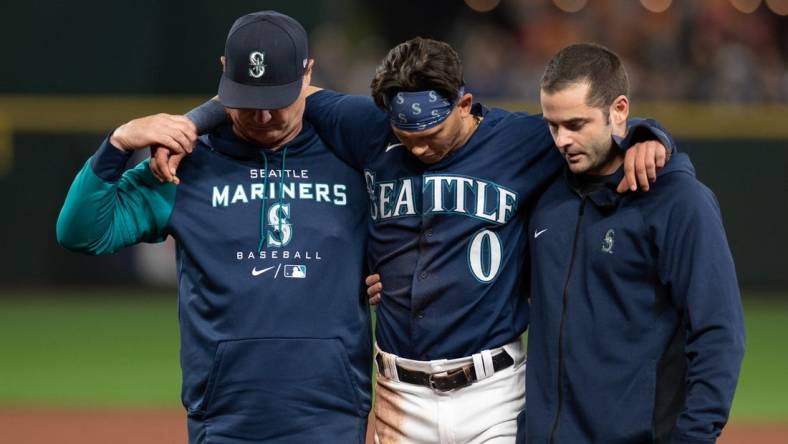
[524,43,744,444]
[57,11,372,443]
[165,38,674,443]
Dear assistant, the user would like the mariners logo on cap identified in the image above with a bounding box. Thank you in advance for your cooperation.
[249,51,266,78]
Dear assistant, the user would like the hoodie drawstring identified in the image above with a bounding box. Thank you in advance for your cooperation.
[257,146,289,252]
[278,146,288,241]
[257,151,270,252]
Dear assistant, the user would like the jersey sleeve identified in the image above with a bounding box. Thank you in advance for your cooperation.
[623,117,678,153]
[656,179,745,443]
[186,98,227,134]
[56,137,177,255]
[509,111,565,195]
[528,119,565,190]
[304,89,391,170]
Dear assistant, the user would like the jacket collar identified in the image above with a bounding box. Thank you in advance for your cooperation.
[566,166,624,210]
[566,135,626,210]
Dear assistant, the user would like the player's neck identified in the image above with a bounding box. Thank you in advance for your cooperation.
[453,114,482,152]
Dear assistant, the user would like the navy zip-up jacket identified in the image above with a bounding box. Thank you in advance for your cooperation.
[525,152,745,443]
[56,121,372,444]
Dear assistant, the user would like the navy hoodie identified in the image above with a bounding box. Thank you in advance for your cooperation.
[525,152,745,443]
[57,121,372,443]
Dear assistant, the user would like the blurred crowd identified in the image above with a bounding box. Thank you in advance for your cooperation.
[310,0,788,103]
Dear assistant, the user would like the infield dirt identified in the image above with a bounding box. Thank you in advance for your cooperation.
[0,408,786,444]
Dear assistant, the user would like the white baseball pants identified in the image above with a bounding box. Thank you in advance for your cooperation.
[373,340,526,444]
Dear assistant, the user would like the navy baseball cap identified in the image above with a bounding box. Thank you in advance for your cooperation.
[218,11,309,110]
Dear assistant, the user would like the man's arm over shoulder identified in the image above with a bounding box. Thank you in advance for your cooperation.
[305,89,390,169]
[654,175,745,443]
[625,117,676,154]
[56,137,176,255]
[510,111,676,193]
[617,117,678,192]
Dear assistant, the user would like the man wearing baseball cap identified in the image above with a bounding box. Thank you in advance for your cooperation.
[219,11,309,110]
[57,11,372,443]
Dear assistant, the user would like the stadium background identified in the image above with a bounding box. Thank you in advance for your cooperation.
[0,0,786,442]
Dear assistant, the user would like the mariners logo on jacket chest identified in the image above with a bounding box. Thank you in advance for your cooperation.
[364,172,518,224]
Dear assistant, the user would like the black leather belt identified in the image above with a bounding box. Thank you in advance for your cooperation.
[376,350,514,392]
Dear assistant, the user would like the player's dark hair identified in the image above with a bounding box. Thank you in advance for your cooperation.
[370,37,465,109]
[541,43,629,110]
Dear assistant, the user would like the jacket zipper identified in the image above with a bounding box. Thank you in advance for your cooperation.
[549,197,586,444]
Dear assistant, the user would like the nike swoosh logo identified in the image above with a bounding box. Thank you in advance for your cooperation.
[385,143,404,152]
[251,266,275,276]
[534,228,548,238]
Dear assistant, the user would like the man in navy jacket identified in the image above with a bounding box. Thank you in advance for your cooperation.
[525,43,745,443]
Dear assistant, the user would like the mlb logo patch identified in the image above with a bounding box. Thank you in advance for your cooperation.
[284,265,307,278]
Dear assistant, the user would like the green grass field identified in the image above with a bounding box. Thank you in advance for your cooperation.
[0,289,786,423]
[0,291,181,407]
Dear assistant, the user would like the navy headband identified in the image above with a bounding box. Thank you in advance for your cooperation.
[386,88,465,131]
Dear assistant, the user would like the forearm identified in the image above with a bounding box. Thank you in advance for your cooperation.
[625,117,677,155]
[56,138,175,254]
[673,315,744,443]
[674,275,744,442]
[186,97,226,134]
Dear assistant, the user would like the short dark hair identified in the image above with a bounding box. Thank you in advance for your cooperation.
[540,43,629,109]
[370,37,465,109]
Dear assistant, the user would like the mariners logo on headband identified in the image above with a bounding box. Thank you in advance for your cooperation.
[387,88,465,131]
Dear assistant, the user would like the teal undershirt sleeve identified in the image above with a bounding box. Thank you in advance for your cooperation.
[56,141,177,255]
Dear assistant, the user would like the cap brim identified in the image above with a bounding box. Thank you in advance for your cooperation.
[218,74,303,110]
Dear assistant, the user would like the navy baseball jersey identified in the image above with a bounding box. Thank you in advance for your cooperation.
[306,90,562,360]
[57,122,372,443]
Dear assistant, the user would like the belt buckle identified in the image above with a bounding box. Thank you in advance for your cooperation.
[428,366,473,392]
